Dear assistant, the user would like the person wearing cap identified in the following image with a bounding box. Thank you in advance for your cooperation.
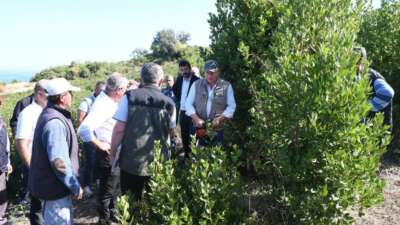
[172,60,199,155]
[356,47,394,130]
[15,79,48,225]
[185,59,237,146]
[29,78,82,225]
[77,80,105,199]
[0,97,13,225]
[111,62,176,200]
[78,73,128,225]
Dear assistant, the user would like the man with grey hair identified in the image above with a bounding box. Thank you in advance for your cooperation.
[78,72,128,225]
[111,62,176,200]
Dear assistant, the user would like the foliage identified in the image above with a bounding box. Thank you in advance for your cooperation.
[31,61,139,82]
[151,29,179,61]
[209,0,279,154]
[117,142,248,225]
[210,0,389,224]
[358,0,400,150]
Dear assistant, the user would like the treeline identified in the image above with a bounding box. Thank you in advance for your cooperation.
[32,29,210,82]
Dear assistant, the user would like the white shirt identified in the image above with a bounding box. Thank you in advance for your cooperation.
[77,92,119,144]
[185,80,236,119]
[78,95,96,113]
[179,77,191,111]
[114,95,177,129]
[15,101,43,151]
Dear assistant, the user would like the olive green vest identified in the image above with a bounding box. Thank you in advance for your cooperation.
[194,78,230,121]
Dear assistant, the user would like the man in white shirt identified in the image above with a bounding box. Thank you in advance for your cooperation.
[15,80,47,225]
[172,60,199,155]
[77,81,105,198]
[78,73,128,225]
[185,60,236,146]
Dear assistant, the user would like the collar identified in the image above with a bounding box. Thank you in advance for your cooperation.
[183,75,192,81]
[48,103,72,119]
[142,84,161,91]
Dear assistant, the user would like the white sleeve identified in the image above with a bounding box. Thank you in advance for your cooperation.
[185,83,197,117]
[78,99,89,112]
[113,95,129,123]
[222,84,237,118]
[15,110,33,140]
[169,106,177,129]
[77,100,109,142]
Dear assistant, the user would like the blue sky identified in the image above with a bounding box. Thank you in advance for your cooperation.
[0,0,216,71]
[0,0,381,72]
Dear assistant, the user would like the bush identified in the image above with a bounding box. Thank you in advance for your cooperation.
[117,142,248,225]
[358,0,400,151]
[210,0,389,224]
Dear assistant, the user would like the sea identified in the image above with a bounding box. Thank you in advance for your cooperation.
[0,70,36,84]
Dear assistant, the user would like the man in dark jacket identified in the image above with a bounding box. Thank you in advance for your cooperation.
[111,62,176,200]
[172,60,199,155]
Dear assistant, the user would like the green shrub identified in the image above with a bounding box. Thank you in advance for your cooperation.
[117,143,248,225]
[210,0,389,224]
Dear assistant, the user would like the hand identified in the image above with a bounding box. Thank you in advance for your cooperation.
[73,187,84,200]
[212,116,225,129]
[193,117,205,128]
[96,141,111,155]
[7,163,12,174]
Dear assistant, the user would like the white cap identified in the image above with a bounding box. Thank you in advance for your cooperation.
[45,78,80,96]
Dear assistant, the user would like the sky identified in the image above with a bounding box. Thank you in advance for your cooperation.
[0,0,382,72]
[0,0,216,71]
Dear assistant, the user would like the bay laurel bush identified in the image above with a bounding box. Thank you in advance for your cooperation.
[117,142,248,225]
[210,0,390,224]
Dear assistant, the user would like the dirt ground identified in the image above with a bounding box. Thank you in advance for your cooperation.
[354,162,400,225]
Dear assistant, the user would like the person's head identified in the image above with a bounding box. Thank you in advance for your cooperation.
[164,75,174,88]
[179,60,192,78]
[105,72,129,101]
[45,78,80,109]
[140,62,164,87]
[204,60,220,85]
[192,67,200,78]
[34,79,48,107]
[127,79,140,90]
[94,81,106,97]
[355,47,368,76]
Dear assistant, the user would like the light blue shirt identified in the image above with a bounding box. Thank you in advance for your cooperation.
[370,78,394,112]
[43,119,80,196]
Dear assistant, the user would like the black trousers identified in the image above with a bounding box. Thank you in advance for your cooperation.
[180,111,194,154]
[30,194,43,225]
[120,170,150,201]
[97,166,120,222]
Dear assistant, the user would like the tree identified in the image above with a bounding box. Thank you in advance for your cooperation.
[176,31,191,44]
[210,0,389,224]
[130,48,149,65]
[150,29,178,60]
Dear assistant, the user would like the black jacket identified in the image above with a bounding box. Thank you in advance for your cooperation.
[172,74,199,110]
[10,94,34,136]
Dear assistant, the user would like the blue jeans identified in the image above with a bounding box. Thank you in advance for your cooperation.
[83,142,96,187]
[42,195,73,225]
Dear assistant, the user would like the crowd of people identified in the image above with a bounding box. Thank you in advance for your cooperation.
[0,59,237,225]
[0,48,394,225]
